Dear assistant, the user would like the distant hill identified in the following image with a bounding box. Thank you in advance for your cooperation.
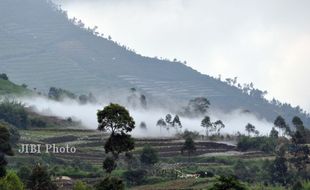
[0,0,309,127]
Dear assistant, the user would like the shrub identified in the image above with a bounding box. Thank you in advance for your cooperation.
[0,74,9,81]
[0,100,28,129]
[0,172,24,190]
[73,180,92,190]
[123,169,147,186]
[140,145,159,166]
[237,136,276,153]
[95,176,124,190]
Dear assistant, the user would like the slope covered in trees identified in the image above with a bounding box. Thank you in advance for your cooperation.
[0,0,309,126]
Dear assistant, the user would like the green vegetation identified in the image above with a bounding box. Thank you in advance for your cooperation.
[0,172,24,190]
[0,123,14,177]
[0,77,30,96]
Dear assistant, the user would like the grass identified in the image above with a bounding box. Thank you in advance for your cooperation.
[0,78,32,96]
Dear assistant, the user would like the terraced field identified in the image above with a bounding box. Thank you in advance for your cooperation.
[12,129,237,167]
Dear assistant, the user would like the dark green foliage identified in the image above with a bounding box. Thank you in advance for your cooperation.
[97,103,135,134]
[0,121,20,145]
[208,176,247,190]
[0,100,28,129]
[123,169,147,186]
[269,127,279,138]
[269,156,289,186]
[30,117,47,128]
[28,164,57,190]
[179,130,200,140]
[104,133,135,157]
[48,87,77,101]
[181,137,196,161]
[245,123,255,136]
[140,145,159,166]
[103,157,116,173]
[292,181,303,190]
[196,171,214,178]
[0,124,13,178]
[78,93,97,104]
[237,136,276,153]
[95,176,124,190]
[201,116,212,136]
[233,160,259,183]
[186,97,210,116]
[292,116,303,127]
[0,74,8,81]
[289,144,310,172]
[17,166,31,184]
[274,116,289,136]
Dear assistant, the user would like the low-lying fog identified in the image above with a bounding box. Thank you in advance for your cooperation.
[20,96,273,138]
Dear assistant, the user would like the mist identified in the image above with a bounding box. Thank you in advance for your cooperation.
[19,96,273,138]
[53,0,310,112]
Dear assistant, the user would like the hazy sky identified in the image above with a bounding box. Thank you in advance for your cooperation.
[54,0,310,112]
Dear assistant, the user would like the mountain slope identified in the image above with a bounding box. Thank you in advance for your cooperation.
[0,0,309,126]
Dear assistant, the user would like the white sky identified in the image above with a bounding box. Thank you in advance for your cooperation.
[54,0,310,112]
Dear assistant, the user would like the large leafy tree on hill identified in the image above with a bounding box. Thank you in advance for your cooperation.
[97,103,135,135]
[97,103,136,176]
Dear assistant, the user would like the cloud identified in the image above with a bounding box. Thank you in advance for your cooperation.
[54,0,310,111]
[19,96,273,137]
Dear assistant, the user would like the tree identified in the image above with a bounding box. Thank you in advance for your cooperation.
[209,176,247,190]
[140,146,159,166]
[274,116,288,136]
[186,97,210,116]
[292,116,303,128]
[140,95,147,109]
[201,116,212,137]
[0,172,24,190]
[156,118,166,133]
[104,133,135,158]
[269,127,279,139]
[0,124,13,178]
[245,123,255,136]
[139,122,147,130]
[213,120,225,135]
[269,156,288,186]
[0,74,8,81]
[97,103,135,135]
[181,137,196,162]
[165,114,172,125]
[28,164,57,190]
[172,115,182,128]
[95,176,124,190]
[103,156,117,174]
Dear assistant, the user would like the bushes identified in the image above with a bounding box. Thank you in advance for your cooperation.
[0,100,28,129]
[0,74,9,81]
[0,172,24,190]
[123,169,147,186]
[95,176,124,190]
[237,136,276,153]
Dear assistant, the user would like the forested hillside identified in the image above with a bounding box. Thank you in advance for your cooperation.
[0,0,309,127]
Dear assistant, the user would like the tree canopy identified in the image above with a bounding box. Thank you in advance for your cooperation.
[97,103,135,134]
